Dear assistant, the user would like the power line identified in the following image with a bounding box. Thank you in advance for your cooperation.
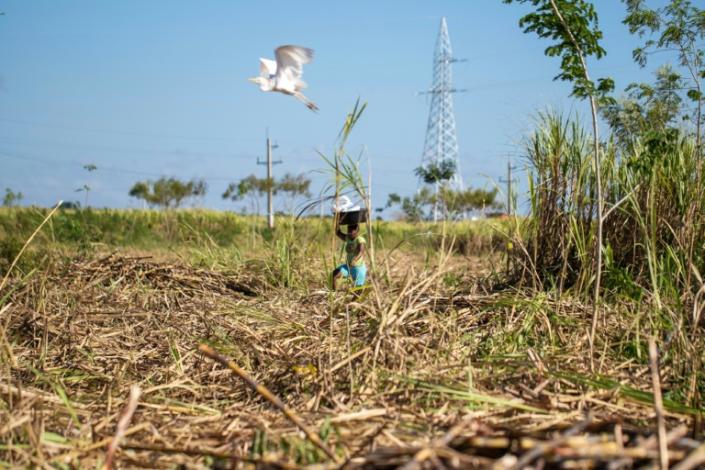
[0,116,237,142]
[0,149,237,182]
[0,147,420,193]
[0,135,257,161]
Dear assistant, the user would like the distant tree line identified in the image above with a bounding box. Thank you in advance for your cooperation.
[129,177,208,209]
[385,186,499,222]
[383,159,500,221]
[126,173,311,213]
[3,188,23,207]
[222,173,311,215]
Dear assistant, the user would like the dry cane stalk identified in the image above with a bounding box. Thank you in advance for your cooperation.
[52,423,150,464]
[398,417,477,470]
[649,338,668,470]
[104,384,141,470]
[120,443,301,470]
[198,344,339,462]
[673,442,705,470]
[510,414,592,470]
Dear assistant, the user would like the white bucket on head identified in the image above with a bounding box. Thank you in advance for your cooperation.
[332,195,355,212]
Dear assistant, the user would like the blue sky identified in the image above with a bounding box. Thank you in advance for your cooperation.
[0,1,672,214]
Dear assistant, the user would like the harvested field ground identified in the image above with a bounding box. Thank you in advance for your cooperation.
[1,247,704,468]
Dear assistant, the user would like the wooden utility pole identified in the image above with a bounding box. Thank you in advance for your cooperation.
[257,132,281,229]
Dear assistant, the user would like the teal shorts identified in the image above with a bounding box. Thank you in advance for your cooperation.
[336,264,367,287]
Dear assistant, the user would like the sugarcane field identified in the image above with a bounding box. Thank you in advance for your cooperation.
[2,1,705,469]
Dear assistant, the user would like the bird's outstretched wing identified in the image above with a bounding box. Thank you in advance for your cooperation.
[259,58,277,78]
[274,45,314,89]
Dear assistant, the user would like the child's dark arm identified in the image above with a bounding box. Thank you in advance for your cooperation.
[335,221,346,241]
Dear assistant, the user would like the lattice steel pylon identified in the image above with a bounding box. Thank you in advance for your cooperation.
[419,17,466,221]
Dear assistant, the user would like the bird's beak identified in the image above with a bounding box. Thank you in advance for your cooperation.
[247,77,258,83]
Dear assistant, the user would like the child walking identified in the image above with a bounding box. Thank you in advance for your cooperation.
[332,222,366,290]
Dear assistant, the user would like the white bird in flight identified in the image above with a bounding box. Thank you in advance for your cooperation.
[248,45,318,112]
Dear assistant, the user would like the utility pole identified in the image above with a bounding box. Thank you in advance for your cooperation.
[257,131,282,229]
[499,157,518,216]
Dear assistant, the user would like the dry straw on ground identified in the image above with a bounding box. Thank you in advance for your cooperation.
[1,252,704,468]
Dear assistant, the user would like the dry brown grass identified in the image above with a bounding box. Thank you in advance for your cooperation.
[1,249,703,469]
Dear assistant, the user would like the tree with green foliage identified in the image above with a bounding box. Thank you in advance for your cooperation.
[75,184,91,208]
[77,163,98,208]
[622,0,705,153]
[222,173,311,215]
[386,186,498,222]
[602,65,685,151]
[414,159,457,221]
[277,173,311,196]
[223,175,271,200]
[223,175,273,215]
[2,188,23,207]
[386,189,429,222]
[440,187,500,219]
[276,173,312,214]
[129,177,207,209]
[414,160,456,185]
[503,0,614,352]
[385,193,401,208]
[620,0,705,325]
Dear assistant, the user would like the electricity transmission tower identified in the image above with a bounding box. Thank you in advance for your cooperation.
[419,17,466,221]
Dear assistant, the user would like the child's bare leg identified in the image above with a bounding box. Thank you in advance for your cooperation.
[350,273,361,298]
[331,268,342,290]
